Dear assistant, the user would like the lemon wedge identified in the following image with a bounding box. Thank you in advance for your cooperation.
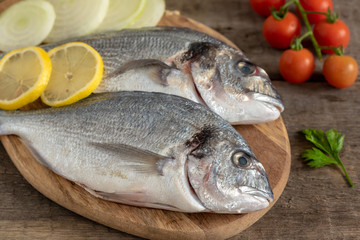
[0,46,52,110]
[41,42,103,107]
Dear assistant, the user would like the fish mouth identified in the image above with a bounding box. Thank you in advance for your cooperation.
[248,92,284,112]
[248,67,285,112]
[239,186,274,203]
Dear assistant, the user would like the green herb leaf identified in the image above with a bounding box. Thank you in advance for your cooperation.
[301,128,354,187]
[301,129,332,155]
[301,147,337,168]
[325,129,344,155]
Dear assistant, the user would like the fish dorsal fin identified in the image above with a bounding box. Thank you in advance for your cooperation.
[88,142,172,175]
[106,59,175,86]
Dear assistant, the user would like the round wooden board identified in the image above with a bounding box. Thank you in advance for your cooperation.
[0,10,291,240]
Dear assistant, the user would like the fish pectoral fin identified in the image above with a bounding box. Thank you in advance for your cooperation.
[83,187,180,211]
[107,59,175,86]
[79,183,147,203]
[94,189,148,203]
[88,142,172,175]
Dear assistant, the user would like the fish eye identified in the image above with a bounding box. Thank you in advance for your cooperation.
[232,152,251,168]
[237,61,256,75]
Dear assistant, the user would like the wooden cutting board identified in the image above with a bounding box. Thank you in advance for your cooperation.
[0,10,291,240]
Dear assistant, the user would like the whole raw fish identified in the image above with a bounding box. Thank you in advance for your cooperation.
[39,27,284,124]
[0,92,273,213]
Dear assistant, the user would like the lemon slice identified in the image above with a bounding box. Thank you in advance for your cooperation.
[0,47,52,110]
[41,42,103,107]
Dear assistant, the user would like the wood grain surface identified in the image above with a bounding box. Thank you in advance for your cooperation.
[1,0,360,239]
[0,10,290,240]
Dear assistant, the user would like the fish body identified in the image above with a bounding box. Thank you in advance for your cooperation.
[0,92,273,213]
[38,27,284,124]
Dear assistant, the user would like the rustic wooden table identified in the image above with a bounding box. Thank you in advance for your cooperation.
[1,0,359,239]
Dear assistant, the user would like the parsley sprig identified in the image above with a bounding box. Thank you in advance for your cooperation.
[301,129,354,187]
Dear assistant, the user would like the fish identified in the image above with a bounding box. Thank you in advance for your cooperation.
[0,91,273,213]
[38,26,284,125]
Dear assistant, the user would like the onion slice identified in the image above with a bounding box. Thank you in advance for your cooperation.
[0,0,55,52]
[129,0,165,28]
[45,0,109,43]
[96,0,147,32]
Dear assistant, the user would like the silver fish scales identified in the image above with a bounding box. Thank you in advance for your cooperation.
[0,91,273,213]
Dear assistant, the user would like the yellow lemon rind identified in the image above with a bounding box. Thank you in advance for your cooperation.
[40,42,104,107]
[0,46,52,110]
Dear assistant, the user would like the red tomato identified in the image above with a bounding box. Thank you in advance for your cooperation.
[323,55,358,88]
[250,0,286,17]
[313,19,350,54]
[279,48,315,84]
[299,0,333,25]
[263,12,301,49]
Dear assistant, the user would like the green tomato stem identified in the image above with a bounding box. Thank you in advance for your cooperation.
[326,9,339,23]
[291,31,312,50]
[305,9,338,23]
[294,0,323,60]
[280,0,296,11]
[271,5,288,19]
[303,10,328,15]
[298,31,312,42]
[272,0,296,20]
[319,45,344,55]
[291,39,302,51]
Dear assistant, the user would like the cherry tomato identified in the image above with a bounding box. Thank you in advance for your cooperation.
[313,19,350,54]
[250,0,286,17]
[263,12,301,49]
[323,55,358,88]
[279,48,315,84]
[298,0,333,25]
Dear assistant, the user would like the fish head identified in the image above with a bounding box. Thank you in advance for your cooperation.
[186,42,284,124]
[187,126,273,213]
